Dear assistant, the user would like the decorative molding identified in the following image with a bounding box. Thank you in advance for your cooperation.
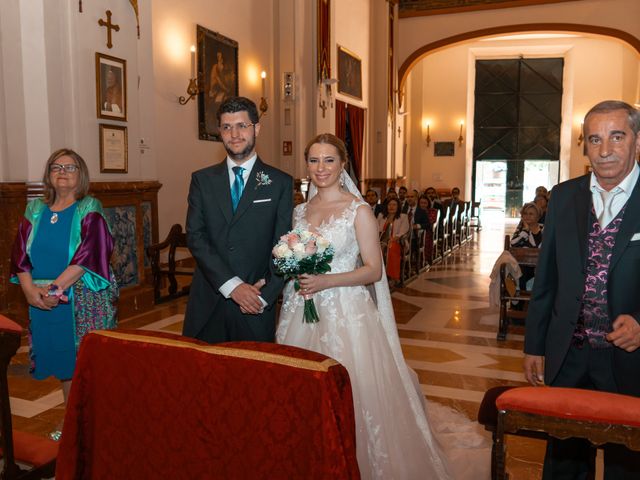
[399,0,578,18]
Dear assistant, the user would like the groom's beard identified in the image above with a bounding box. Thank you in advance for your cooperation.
[223,133,256,161]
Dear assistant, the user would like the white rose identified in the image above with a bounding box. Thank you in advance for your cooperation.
[299,230,312,242]
[316,236,330,253]
[274,244,292,258]
[293,242,306,260]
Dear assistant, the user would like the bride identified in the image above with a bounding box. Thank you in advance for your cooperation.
[276,133,453,479]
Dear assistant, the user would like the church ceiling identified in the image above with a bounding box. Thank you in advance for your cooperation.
[399,0,579,17]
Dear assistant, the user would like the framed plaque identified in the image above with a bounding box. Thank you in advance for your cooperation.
[99,124,128,173]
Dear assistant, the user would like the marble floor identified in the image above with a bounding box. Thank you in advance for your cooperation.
[8,214,550,478]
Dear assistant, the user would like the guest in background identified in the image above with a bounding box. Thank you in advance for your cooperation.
[534,193,549,224]
[365,188,383,217]
[10,148,118,441]
[425,186,443,212]
[511,202,543,291]
[398,186,408,212]
[535,185,549,199]
[293,190,305,206]
[382,188,398,213]
[378,197,409,284]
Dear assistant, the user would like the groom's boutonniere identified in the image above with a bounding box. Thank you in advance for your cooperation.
[255,171,272,189]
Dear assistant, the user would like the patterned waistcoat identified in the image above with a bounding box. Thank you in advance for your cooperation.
[573,206,626,349]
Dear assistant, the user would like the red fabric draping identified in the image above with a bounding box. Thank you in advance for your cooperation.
[335,100,364,183]
[336,100,346,143]
[56,330,360,480]
[348,105,364,182]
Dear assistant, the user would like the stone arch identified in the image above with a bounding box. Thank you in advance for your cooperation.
[398,23,640,97]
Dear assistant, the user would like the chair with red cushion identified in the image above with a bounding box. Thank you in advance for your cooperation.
[494,386,640,479]
[0,315,58,479]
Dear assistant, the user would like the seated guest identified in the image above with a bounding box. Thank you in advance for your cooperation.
[534,193,548,224]
[398,185,408,212]
[293,190,305,206]
[415,195,432,231]
[378,197,409,284]
[382,188,398,212]
[443,186,464,213]
[365,188,383,217]
[535,185,549,199]
[511,202,543,291]
[424,186,443,211]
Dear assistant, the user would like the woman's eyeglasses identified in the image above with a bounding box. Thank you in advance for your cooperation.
[49,163,78,174]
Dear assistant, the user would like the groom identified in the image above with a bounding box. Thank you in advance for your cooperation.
[183,96,293,343]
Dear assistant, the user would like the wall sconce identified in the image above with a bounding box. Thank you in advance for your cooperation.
[458,122,464,146]
[577,122,584,146]
[318,78,337,118]
[179,45,200,105]
[259,71,268,118]
[425,124,431,147]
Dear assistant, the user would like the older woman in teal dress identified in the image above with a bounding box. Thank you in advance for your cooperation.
[10,148,118,440]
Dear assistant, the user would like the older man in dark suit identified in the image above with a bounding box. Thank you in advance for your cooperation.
[524,100,640,479]
[183,97,293,343]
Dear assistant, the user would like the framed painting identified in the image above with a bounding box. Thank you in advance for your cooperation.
[337,46,362,100]
[99,124,128,173]
[197,25,239,142]
[434,141,455,156]
[96,53,127,121]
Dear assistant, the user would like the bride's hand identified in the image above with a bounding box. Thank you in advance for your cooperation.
[298,274,328,295]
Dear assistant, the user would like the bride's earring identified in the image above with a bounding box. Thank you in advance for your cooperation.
[340,171,345,188]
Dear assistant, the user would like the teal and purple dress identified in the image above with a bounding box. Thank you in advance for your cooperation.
[10,196,118,380]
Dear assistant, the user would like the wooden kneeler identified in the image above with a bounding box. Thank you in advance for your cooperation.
[0,315,58,480]
[494,386,640,479]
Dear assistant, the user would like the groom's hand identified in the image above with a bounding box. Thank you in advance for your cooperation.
[231,283,263,314]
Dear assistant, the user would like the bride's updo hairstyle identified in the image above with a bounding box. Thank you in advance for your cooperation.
[304,133,348,165]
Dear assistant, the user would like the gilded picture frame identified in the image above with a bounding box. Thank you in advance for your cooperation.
[96,53,127,121]
[337,45,362,100]
[197,25,239,142]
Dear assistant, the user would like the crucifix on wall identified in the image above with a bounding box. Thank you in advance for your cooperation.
[98,10,120,49]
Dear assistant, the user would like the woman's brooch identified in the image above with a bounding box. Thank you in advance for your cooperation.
[255,171,272,189]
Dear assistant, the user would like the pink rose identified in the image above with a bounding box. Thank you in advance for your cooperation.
[305,239,317,255]
[287,233,300,248]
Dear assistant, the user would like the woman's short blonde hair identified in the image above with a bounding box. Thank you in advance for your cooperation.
[42,148,90,205]
[520,202,541,220]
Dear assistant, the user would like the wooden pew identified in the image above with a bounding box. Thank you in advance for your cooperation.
[498,235,540,340]
[146,224,194,304]
[0,315,58,479]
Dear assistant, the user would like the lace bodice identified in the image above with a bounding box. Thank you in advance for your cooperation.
[293,199,367,274]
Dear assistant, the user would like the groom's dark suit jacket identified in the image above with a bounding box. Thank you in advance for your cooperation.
[183,157,293,342]
[524,174,640,396]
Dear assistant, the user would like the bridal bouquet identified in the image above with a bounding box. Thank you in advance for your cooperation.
[272,229,334,323]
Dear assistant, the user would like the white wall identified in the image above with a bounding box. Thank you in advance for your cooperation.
[406,35,640,196]
[151,0,276,237]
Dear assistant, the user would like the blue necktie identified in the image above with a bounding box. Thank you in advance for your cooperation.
[231,166,245,213]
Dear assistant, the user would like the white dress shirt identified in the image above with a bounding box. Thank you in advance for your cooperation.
[219,153,267,308]
[589,162,639,227]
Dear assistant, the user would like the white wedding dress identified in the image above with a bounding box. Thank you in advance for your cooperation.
[277,198,462,479]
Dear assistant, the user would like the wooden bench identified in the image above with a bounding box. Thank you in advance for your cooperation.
[0,315,58,479]
[146,224,194,304]
[498,235,540,340]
